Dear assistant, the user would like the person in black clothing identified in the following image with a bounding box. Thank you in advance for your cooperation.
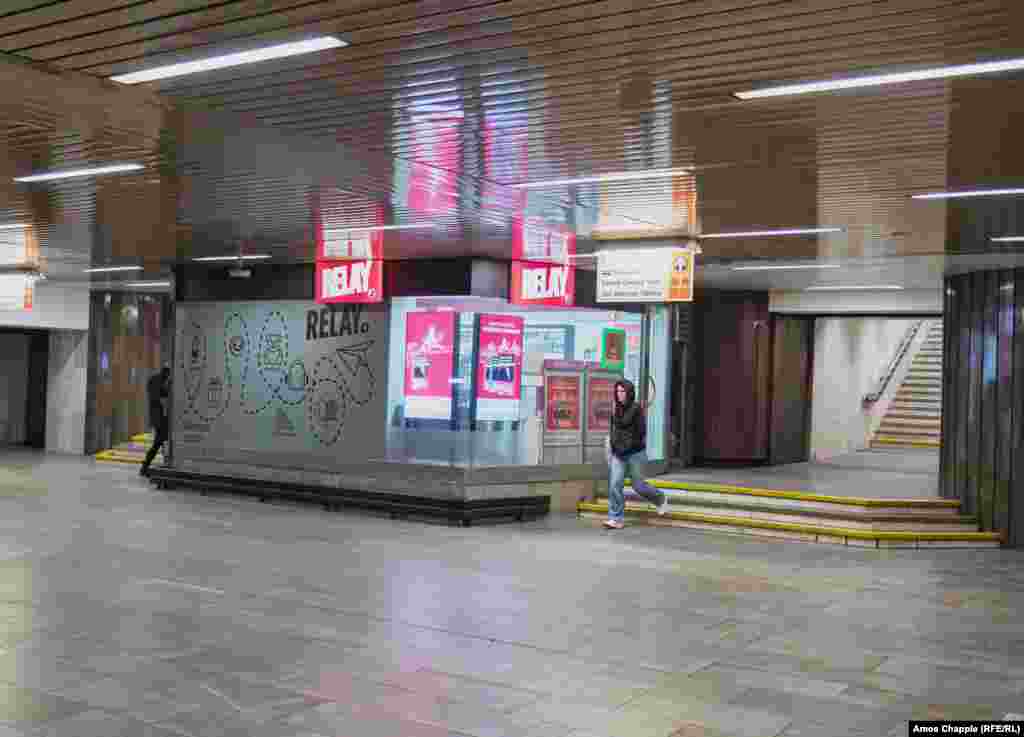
[141,367,171,477]
[604,379,668,529]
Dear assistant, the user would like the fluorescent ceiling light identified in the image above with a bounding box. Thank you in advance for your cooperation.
[192,254,272,262]
[14,163,143,183]
[511,168,693,189]
[735,56,1024,99]
[912,188,1024,200]
[0,223,27,230]
[323,224,433,233]
[84,265,144,273]
[701,228,844,238]
[732,263,841,271]
[109,36,347,84]
[992,236,1024,242]
[124,281,171,288]
[806,285,904,291]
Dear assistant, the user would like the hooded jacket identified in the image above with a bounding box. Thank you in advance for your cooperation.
[147,370,170,424]
[609,379,646,458]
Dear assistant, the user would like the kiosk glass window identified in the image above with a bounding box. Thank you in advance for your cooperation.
[385,296,666,468]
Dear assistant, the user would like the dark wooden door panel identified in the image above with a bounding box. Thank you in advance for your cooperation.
[769,316,814,466]
[699,292,770,462]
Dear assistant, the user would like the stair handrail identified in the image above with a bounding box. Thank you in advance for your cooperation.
[863,320,926,404]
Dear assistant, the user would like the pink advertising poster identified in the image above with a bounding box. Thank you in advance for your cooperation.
[475,314,524,421]
[404,310,456,420]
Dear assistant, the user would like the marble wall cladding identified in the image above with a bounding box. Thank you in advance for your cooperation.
[46,329,89,454]
[810,317,920,460]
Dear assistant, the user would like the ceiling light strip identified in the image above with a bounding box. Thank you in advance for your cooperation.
[323,224,433,233]
[124,281,171,288]
[511,168,694,189]
[912,188,1024,200]
[806,285,904,291]
[84,266,144,273]
[701,228,843,238]
[14,164,143,183]
[732,263,841,271]
[735,57,1024,99]
[110,37,347,84]
[992,236,1024,243]
[192,255,272,262]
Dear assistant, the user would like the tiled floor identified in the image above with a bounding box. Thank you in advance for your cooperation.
[661,448,941,498]
[0,450,1021,737]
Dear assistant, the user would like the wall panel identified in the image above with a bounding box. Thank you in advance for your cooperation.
[945,269,1024,546]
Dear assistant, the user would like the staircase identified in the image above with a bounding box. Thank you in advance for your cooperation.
[95,433,162,466]
[872,321,943,449]
[578,478,1002,548]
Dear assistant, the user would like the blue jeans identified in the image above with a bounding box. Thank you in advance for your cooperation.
[608,450,664,521]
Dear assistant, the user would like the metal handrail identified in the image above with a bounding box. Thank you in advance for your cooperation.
[863,320,925,404]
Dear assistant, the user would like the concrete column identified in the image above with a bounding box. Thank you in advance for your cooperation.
[46,329,88,454]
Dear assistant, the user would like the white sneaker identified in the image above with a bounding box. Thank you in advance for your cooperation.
[603,519,625,529]
[657,497,670,516]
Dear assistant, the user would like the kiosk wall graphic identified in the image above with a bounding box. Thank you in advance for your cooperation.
[173,300,388,466]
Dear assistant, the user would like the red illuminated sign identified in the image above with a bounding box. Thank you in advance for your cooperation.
[315,260,383,304]
[512,216,575,263]
[511,262,575,306]
[510,216,576,306]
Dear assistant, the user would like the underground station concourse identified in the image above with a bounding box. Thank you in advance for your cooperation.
[0,2,1023,736]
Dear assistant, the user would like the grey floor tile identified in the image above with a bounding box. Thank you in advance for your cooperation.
[1,451,1022,737]
[29,709,191,737]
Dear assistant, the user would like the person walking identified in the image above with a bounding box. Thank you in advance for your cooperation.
[605,379,669,529]
[141,366,171,478]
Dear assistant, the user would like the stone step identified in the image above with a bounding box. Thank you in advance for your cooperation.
[885,412,942,421]
[877,420,940,431]
[579,500,998,548]
[629,492,974,529]
[878,430,940,441]
[879,417,941,429]
[889,405,941,414]
[872,435,940,448]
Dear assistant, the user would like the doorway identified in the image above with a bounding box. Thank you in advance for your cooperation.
[0,329,47,449]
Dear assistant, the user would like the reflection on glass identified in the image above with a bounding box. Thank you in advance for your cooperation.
[385,297,667,467]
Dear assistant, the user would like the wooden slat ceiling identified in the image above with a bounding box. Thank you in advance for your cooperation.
[0,0,1022,282]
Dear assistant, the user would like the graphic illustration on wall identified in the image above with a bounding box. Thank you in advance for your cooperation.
[176,302,384,451]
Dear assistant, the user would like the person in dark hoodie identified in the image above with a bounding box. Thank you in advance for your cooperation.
[605,379,669,529]
[140,366,171,478]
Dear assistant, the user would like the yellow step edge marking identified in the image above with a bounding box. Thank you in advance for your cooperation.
[631,480,959,508]
[872,440,940,448]
[578,503,999,542]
